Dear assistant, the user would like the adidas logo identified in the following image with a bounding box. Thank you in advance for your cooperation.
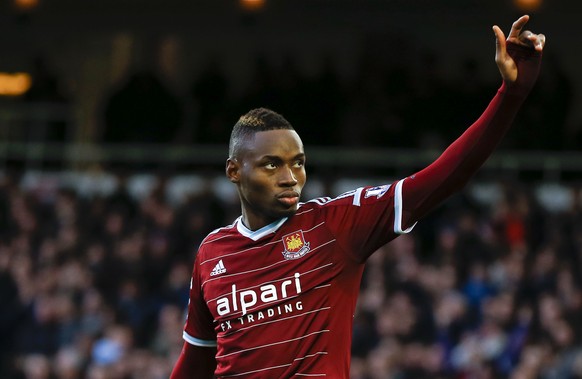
[210,260,227,276]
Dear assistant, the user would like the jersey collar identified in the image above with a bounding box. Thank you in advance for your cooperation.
[236,217,288,241]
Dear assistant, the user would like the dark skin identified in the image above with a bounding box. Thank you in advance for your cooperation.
[226,129,307,231]
[223,15,546,233]
[170,15,546,379]
[493,15,545,83]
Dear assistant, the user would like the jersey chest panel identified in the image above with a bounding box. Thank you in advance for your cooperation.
[201,220,343,333]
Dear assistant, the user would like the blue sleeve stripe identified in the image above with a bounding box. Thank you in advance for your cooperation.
[183,331,217,347]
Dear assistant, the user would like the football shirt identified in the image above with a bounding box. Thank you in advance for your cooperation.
[184,179,414,378]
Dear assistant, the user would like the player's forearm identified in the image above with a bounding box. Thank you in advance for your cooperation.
[170,342,217,379]
[402,45,541,224]
[404,85,521,214]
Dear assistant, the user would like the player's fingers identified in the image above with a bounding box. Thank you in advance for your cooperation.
[520,30,546,51]
[519,30,535,46]
[508,15,530,40]
[529,32,546,51]
[537,33,546,50]
[493,25,507,60]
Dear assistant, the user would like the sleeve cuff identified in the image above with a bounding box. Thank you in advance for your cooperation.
[183,331,217,347]
[394,179,417,234]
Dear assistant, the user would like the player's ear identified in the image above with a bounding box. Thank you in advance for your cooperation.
[226,158,241,183]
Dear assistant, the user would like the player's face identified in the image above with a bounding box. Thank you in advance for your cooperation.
[227,129,306,231]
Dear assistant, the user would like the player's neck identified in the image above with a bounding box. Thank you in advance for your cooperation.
[241,215,268,231]
[240,210,283,232]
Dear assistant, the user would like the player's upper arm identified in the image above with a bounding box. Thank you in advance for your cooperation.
[317,180,417,262]
[170,341,217,379]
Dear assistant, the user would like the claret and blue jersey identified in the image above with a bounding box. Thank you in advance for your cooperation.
[185,179,413,378]
[172,34,543,379]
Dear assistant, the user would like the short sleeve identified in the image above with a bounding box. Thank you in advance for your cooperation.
[183,255,217,347]
[321,179,417,261]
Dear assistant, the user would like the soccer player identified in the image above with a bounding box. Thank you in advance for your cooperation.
[171,15,545,378]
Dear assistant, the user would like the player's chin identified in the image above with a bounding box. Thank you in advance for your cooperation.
[274,205,298,218]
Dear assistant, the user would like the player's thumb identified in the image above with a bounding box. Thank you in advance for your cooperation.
[492,25,507,63]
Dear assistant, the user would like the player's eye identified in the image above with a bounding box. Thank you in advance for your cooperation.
[265,162,277,170]
[293,160,304,168]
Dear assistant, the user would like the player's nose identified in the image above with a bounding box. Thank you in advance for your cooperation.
[278,166,298,186]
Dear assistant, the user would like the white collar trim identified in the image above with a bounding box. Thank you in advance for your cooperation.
[236,216,288,241]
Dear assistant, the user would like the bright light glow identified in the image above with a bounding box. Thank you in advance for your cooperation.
[513,0,543,11]
[0,73,32,96]
[240,0,266,11]
[14,0,40,11]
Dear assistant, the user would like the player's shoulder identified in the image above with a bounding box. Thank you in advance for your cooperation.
[300,188,363,208]
[299,184,395,209]
[198,219,240,250]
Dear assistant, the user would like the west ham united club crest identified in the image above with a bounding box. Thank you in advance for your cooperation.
[281,230,311,260]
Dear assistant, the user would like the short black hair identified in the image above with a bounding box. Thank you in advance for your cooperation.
[228,108,294,158]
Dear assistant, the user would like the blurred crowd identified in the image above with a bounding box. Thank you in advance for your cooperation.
[3,8,581,379]
[19,40,578,152]
[0,170,581,379]
[351,183,582,379]
[0,171,230,379]
[99,46,576,151]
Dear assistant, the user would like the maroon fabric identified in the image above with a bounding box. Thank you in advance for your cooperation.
[402,42,542,228]
[170,342,217,379]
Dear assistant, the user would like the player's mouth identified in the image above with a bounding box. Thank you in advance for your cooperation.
[277,191,300,207]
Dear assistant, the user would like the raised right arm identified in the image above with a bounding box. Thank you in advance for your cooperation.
[399,16,544,228]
